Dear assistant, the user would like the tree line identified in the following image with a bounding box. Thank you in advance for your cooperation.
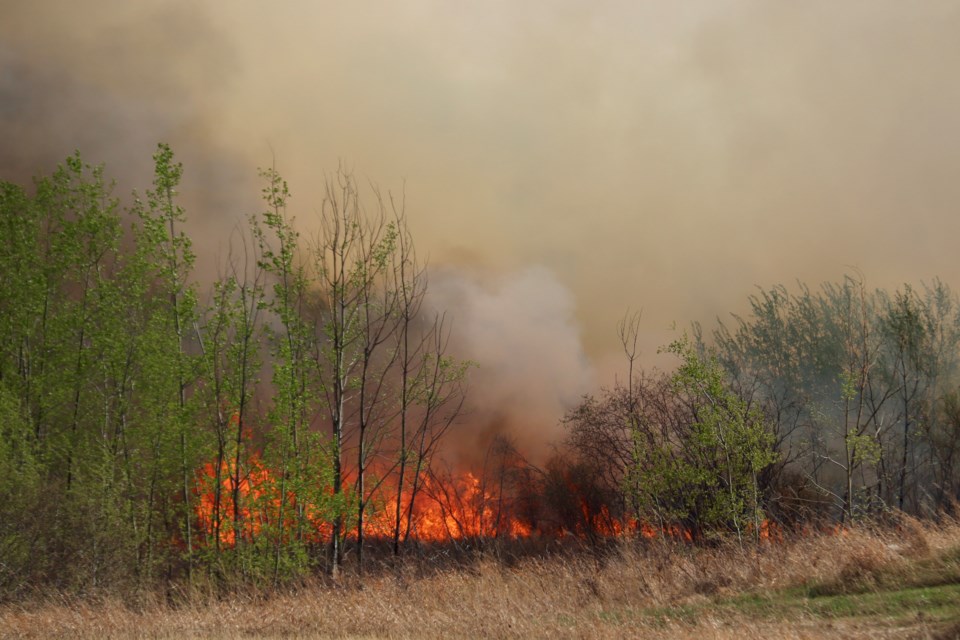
[0,146,467,596]
[562,277,960,541]
[4,145,960,598]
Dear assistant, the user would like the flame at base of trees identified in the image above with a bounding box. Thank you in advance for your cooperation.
[193,456,785,547]
[193,458,535,547]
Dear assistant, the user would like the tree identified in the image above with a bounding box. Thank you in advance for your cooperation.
[254,167,339,580]
[0,145,469,593]
[707,276,960,520]
[302,168,469,574]
[389,211,468,553]
[131,144,205,577]
[647,336,777,542]
[195,220,265,570]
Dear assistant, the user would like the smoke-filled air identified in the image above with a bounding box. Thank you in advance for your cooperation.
[4,2,960,636]
[6,1,960,353]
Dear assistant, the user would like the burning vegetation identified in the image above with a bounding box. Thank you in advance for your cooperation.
[2,146,960,605]
[190,442,734,550]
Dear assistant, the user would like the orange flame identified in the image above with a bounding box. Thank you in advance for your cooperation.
[193,454,282,546]
[193,454,779,547]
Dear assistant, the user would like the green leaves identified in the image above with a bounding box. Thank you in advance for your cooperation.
[0,144,473,589]
[625,335,777,540]
[709,277,960,519]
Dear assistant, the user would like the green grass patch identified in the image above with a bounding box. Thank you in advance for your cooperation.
[612,583,960,630]
[607,546,960,630]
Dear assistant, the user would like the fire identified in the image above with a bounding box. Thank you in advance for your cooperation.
[192,412,777,547]
[358,471,532,542]
[193,460,535,547]
[193,453,779,547]
[758,518,783,542]
[193,455,283,546]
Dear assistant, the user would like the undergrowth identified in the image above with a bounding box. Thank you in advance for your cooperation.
[3,515,960,639]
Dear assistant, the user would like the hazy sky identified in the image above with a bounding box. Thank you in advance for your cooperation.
[4,1,960,454]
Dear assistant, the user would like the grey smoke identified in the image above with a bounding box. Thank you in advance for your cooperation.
[4,0,960,452]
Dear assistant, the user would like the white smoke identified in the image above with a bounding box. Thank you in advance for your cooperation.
[427,265,596,462]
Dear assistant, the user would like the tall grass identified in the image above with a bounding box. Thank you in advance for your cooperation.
[3,515,959,639]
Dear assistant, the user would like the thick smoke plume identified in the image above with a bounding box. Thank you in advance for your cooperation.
[427,266,595,463]
[4,1,960,450]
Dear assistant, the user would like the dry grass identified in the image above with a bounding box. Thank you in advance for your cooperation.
[3,517,960,639]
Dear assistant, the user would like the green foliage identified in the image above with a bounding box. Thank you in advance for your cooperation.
[708,276,960,521]
[0,387,41,592]
[626,335,778,540]
[0,146,476,594]
[251,166,341,579]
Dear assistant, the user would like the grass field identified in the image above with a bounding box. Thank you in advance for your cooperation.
[3,517,959,639]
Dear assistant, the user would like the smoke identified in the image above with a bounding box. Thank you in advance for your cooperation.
[0,0,251,275]
[427,265,595,463]
[4,0,960,449]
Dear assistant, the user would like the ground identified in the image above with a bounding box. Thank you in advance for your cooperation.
[3,518,959,639]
